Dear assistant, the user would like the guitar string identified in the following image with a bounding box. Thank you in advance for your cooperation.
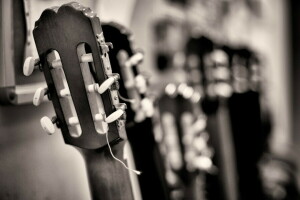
[105,131,141,175]
[117,90,136,104]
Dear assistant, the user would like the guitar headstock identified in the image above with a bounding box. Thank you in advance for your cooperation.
[231,48,261,93]
[23,3,127,149]
[102,22,154,123]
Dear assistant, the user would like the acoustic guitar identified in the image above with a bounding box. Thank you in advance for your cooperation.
[185,36,239,200]
[23,3,142,200]
[102,22,169,200]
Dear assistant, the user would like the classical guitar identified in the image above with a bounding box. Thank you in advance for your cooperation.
[155,47,215,199]
[226,47,270,200]
[102,22,169,200]
[185,36,239,200]
[23,3,141,200]
[159,81,216,200]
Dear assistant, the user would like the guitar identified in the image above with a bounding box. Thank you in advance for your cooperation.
[226,47,270,200]
[194,41,271,200]
[159,82,216,200]
[155,40,215,199]
[101,22,169,200]
[185,36,239,200]
[23,3,141,200]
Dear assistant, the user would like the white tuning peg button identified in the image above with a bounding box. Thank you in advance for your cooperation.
[23,57,40,76]
[33,87,48,106]
[141,98,154,117]
[135,75,147,94]
[125,52,144,67]
[40,116,56,135]
[193,156,213,171]
[98,74,119,94]
[105,109,124,123]
[98,77,115,94]
[193,137,207,152]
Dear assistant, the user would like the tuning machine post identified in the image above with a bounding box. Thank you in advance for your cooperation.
[40,115,80,135]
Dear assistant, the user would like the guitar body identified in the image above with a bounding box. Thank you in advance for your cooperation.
[29,3,141,200]
[102,23,169,200]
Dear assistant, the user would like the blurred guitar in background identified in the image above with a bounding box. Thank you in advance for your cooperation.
[102,22,169,200]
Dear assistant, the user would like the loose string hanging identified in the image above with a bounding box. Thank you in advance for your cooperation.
[105,131,141,175]
[117,90,136,104]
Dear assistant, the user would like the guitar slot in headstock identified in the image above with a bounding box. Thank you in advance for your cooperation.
[117,50,142,112]
[77,43,108,134]
[47,50,82,138]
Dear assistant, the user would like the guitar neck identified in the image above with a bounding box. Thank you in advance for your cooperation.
[81,140,141,200]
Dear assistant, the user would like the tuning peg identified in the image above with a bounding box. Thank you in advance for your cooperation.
[105,110,124,123]
[193,156,213,171]
[192,117,207,133]
[141,98,154,117]
[105,103,126,123]
[40,116,57,135]
[135,75,147,94]
[33,87,49,106]
[125,52,144,68]
[193,137,207,152]
[59,88,70,97]
[98,74,120,94]
[212,49,227,64]
[23,57,40,76]
[80,53,93,63]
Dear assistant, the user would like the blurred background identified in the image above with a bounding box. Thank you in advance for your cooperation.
[0,0,299,199]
